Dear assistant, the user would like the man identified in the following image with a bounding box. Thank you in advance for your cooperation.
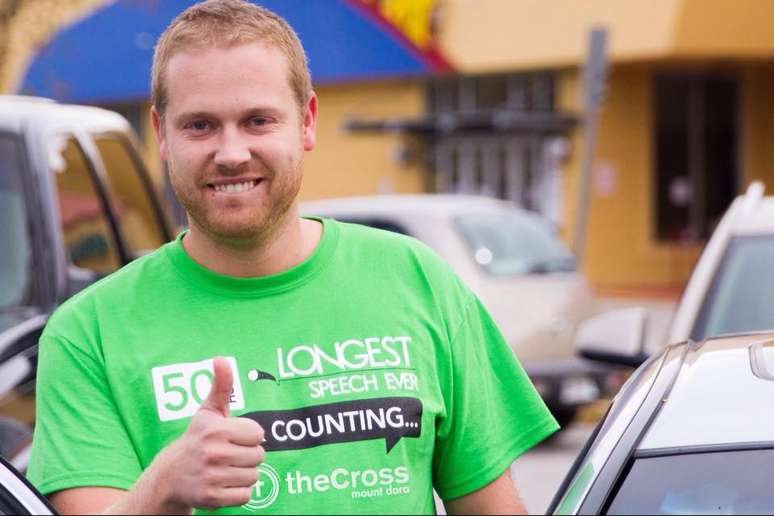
[28,1,558,514]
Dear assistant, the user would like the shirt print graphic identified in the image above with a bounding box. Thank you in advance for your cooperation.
[153,335,425,512]
[243,334,424,454]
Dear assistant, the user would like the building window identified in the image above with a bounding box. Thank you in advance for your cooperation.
[654,74,739,242]
[426,72,565,223]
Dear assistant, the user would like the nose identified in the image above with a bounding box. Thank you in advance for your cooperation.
[213,126,250,171]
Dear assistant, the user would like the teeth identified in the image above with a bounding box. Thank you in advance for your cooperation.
[213,180,257,193]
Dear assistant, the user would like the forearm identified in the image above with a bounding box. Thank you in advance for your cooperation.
[444,469,527,515]
[51,463,191,515]
[101,463,191,515]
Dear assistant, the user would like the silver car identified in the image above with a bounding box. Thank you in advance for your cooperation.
[550,331,774,514]
[552,182,774,514]
[302,194,608,426]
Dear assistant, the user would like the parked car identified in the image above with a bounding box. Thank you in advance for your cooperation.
[579,181,774,363]
[0,455,54,514]
[301,194,610,427]
[0,95,174,471]
[549,330,774,514]
[549,182,774,513]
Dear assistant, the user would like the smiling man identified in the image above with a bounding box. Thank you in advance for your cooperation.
[27,1,558,514]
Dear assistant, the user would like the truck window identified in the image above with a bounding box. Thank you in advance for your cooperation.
[49,135,120,274]
[0,133,31,309]
[94,135,167,256]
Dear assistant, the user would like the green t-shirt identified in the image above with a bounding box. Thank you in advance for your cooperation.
[28,218,557,514]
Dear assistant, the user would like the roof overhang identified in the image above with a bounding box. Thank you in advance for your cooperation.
[346,109,578,137]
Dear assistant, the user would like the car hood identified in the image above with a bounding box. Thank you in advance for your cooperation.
[466,272,597,363]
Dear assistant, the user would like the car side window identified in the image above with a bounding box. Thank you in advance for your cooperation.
[94,135,167,256]
[49,135,121,274]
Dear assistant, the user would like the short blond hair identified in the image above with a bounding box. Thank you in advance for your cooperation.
[151,0,311,118]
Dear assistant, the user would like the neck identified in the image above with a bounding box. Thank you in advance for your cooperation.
[181,207,323,278]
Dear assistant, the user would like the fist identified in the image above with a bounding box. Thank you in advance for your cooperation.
[158,357,265,510]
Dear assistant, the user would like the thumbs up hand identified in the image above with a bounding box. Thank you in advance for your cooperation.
[149,357,265,512]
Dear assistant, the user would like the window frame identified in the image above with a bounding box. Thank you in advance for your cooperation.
[91,130,173,253]
[0,131,37,310]
[47,130,128,271]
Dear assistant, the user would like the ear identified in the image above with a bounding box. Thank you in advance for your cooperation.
[150,105,168,161]
[302,91,318,152]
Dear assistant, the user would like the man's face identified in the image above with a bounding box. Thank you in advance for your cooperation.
[153,42,316,242]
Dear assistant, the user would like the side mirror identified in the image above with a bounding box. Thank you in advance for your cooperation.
[575,308,649,367]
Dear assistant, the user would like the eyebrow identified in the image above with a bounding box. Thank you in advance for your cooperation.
[174,107,284,126]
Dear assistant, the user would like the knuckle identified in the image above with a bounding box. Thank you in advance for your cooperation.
[202,468,222,487]
[202,447,225,466]
[203,425,228,442]
[199,488,221,509]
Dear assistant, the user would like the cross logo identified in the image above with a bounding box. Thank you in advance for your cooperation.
[242,463,281,511]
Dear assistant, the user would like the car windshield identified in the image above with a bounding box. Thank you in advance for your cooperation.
[455,209,575,275]
[606,448,774,514]
[691,235,774,340]
[0,133,31,310]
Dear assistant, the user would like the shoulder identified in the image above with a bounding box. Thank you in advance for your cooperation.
[44,242,173,337]
[328,219,476,320]
[331,219,459,277]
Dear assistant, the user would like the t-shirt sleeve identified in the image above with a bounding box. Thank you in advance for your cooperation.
[27,332,142,496]
[432,296,559,501]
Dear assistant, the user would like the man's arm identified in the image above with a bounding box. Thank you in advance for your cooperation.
[47,358,264,515]
[444,469,527,515]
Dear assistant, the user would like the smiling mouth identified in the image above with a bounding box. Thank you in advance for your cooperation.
[209,179,261,193]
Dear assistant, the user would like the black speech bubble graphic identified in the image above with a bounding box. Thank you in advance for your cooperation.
[240,397,422,453]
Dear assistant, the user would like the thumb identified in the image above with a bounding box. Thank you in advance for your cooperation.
[200,357,233,417]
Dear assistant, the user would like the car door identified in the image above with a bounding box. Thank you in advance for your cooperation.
[0,456,54,515]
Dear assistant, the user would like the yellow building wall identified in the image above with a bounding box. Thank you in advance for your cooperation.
[559,64,702,292]
[742,64,774,189]
[437,0,774,74]
[673,0,774,58]
[300,80,426,200]
[438,0,681,73]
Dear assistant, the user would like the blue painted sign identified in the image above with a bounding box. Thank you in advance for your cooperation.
[20,0,451,103]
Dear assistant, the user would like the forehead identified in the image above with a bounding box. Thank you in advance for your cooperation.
[164,41,294,113]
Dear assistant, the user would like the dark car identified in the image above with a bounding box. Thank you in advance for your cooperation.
[0,455,54,515]
[0,95,174,471]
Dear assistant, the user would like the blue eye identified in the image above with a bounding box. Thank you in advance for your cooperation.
[250,117,270,127]
[190,120,210,131]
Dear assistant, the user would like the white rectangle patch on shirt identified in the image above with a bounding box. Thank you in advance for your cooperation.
[151,357,245,422]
